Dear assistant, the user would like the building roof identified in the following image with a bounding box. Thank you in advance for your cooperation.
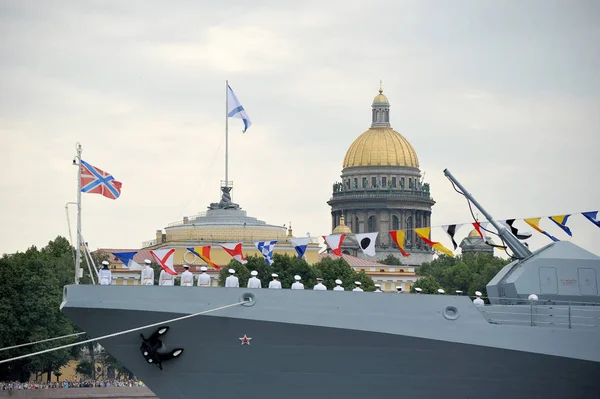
[372,88,389,104]
[342,88,419,169]
[332,215,352,234]
[343,127,419,169]
[318,252,388,267]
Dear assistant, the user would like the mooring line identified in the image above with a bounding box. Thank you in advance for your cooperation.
[0,300,246,364]
[0,332,86,352]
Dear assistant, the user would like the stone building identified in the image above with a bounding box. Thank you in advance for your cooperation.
[100,187,320,285]
[328,86,435,265]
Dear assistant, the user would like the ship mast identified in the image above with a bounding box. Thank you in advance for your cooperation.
[75,143,83,284]
[225,79,229,190]
[443,168,532,260]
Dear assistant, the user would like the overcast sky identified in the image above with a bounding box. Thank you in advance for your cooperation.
[1,0,599,257]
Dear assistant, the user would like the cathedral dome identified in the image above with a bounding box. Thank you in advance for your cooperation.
[343,127,419,168]
[468,229,481,237]
[373,88,389,104]
[342,87,419,169]
[333,215,352,234]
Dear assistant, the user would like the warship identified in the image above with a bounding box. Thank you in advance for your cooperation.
[60,169,600,399]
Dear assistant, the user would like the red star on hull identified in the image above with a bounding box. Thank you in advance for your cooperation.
[239,334,252,345]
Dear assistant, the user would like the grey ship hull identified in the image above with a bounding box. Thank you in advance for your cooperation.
[61,285,600,399]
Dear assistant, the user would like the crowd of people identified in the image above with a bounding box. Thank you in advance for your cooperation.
[0,379,144,390]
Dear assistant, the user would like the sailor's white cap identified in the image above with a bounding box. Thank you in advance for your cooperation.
[475,291,482,297]
[316,277,323,281]
[355,281,361,286]
[183,264,190,269]
[200,266,207,271]
[294,275,301,281]
[335,279,342,285]
[271,273,278,278]
[251,270,258,276]
[396,286,403,290]
[228,269,235,274]
[102,261,109,266]
[456,290,463,294]
[528,293,538,301]
[374,284,381,288]
[437,288,445,294]
[144,259,151,265]
[415,287,422,292]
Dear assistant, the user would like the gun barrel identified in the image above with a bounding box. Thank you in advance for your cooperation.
[443,169,532,260]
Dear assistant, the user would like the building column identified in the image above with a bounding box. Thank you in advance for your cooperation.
[412,210,417,248]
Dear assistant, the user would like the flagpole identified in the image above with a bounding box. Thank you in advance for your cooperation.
[75,142,82,284]
[225,80,229,188]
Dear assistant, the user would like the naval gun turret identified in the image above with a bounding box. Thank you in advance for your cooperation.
[444,169,600,305]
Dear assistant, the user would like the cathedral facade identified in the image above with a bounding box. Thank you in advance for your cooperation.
[328,87,435,266]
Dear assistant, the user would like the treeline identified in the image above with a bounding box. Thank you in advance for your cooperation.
[0,236,128,382]
[410,252,510,295]
[217,254,375,291]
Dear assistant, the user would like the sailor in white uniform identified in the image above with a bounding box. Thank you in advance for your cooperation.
[140,259,154,286]
[414,287,422,294]
[291,275,304,290]
[333,279,344,291]
[352,281,363,292]
[197,266,211,287]
[268,273,282,289]
[180,265,194,287]
[456,290,463,296]
[225,269,239,288]
[396,286,403,293]
[247,270,262,288]
[313,277,326,291]
[473,291,485,307]
[159,268,175,286]
[374,284,382,293]
[99,261,112,285]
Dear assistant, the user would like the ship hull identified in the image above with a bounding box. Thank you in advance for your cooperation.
[61,285,600,399]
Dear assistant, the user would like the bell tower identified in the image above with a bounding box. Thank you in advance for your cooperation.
[371,81,390,128]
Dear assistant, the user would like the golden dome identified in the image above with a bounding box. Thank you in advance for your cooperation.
[373,88,389,104]
[343,127,419,168]
[468,229,480,237]
[333,215,352,234]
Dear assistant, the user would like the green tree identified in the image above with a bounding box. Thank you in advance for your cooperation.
[216,254,377,291]
[415,252,510,296]
[218,254,315,289]
[379,254,403,265]
[0,237,79,382]
[76,360,94,379]
[312,257,374,291]
[411,275,440,294]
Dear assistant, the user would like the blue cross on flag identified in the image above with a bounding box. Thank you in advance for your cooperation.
[227,84,252,133]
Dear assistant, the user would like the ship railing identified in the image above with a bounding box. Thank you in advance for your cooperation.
[476,296,600,330]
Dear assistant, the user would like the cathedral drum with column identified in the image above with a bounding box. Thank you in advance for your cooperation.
[328,86,435,265]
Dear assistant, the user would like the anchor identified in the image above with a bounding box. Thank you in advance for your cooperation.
[140,326,184,370]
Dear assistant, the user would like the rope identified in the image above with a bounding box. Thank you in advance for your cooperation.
[0,332,86,353]
[64,203,78,275]
[0,300,246,365]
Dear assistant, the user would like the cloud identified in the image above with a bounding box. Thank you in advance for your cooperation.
[0,0,599,259]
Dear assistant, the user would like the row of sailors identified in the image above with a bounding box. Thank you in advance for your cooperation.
[229,269,371,292]
[99,260,212,286]
[100,261,487,304]
[100,260,374,291]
